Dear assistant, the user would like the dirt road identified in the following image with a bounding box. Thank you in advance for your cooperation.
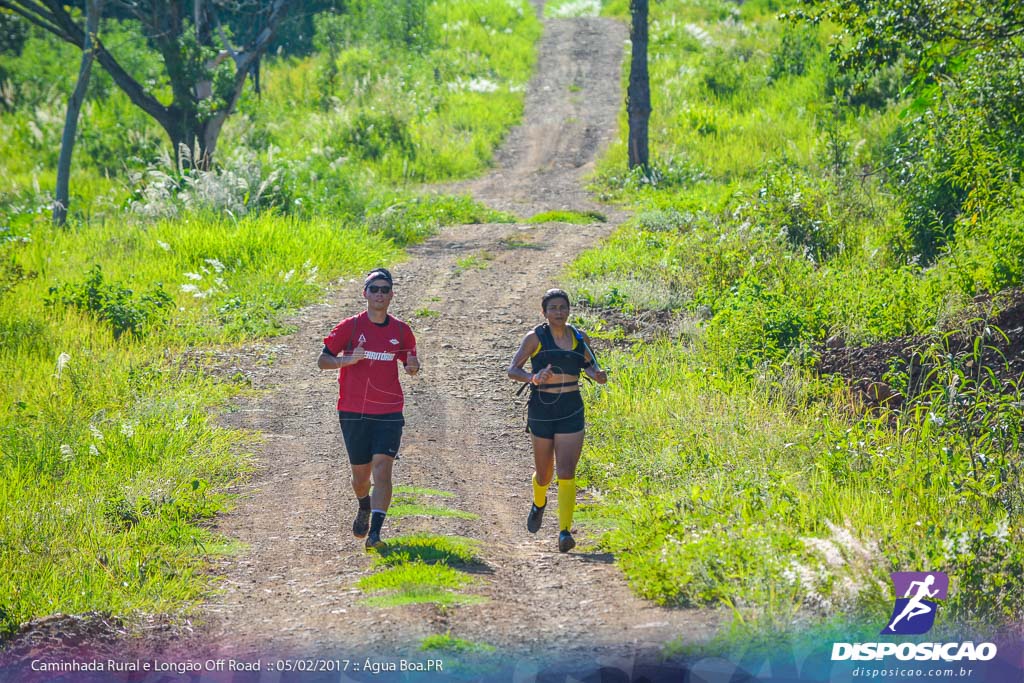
[201,5,719,668]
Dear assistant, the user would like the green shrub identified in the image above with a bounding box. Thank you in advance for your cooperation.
[768,27,820,81]
[825,59,909,110]
[45,265,173,340]
[702,47,748,98]
[347,0,433,51]
[745,164,845,263]
[363,193,514,246]
[939,200,1024,297]
[339,110,415,161]
[941,523,1024,629]
[706,276,826,366]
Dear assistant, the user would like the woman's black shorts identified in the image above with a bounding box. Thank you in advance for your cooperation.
[527,390,584,439]
[338,411,404,465]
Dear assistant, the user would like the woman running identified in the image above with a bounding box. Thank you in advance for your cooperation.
[507,288,608,552]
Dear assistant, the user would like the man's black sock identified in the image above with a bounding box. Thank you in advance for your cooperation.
[358,495,371,511]
[369,511,386,535]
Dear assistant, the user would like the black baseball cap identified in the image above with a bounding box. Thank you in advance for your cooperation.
[363,268,393,288]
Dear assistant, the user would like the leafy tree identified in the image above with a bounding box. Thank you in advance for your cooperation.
[0,0,295,167]
[0,10,29,54]
[789,0,1024,83]
[789,0,1024,262]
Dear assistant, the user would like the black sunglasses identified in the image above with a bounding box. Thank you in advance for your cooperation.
[366,285,392,294]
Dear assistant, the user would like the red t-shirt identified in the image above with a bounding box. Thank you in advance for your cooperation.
[323,312,416,414]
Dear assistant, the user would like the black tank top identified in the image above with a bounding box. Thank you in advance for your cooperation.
[529,323,591,377]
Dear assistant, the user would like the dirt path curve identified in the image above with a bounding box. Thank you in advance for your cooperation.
[201,5,719,668]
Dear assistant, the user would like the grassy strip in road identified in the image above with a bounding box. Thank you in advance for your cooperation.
[528,210,607,225]
[358,563,485,608]
[388,488,479,520]
[421,633,495,654]
[371,534,481,568]
[359,533,487,608]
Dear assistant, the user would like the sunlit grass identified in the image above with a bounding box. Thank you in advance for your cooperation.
[357,562,484,607]
[454,251,494,273]
[421,633,495,653]
[372,534,482,568]
[528,209,607,224]
[387,504,479,520]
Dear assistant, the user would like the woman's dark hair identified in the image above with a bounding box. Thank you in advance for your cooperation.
[541,288,571,312]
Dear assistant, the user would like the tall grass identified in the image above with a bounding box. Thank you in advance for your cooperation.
[0,213,400,637]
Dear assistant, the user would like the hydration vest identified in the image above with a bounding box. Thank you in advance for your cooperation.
[530,323,592,377]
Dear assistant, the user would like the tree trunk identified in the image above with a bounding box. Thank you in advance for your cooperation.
[627,0,651,173]
[53,0,102,226]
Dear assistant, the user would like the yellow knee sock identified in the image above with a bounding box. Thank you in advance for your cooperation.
[557,478,576,531]
[532,473,548,508]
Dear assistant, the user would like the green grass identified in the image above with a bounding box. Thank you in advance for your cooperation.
[454,251,494,273]
[393,485,455,498]
[387,504,479,520]
[357,562,485,607]
[371,534,481,568]
[413,308,440,318]
[421,633,495,654]
[387,488,478,520]
[528,210,607,224]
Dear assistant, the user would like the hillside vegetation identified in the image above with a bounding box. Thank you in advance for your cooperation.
[570,0,1023,646]
[0,0,539,639]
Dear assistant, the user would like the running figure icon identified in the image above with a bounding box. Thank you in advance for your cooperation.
[887,574,939,632]
[882,571,948,635]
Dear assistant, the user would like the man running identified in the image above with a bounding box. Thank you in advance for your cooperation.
[318,268,420,550]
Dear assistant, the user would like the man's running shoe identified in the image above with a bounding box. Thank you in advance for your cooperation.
[526,502,546,533]
[352,508,371,538]
[558,530,576,553]
[365,531,387,552]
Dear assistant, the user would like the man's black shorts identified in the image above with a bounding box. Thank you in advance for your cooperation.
[527,390,584,439]
[338,411,404,465]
